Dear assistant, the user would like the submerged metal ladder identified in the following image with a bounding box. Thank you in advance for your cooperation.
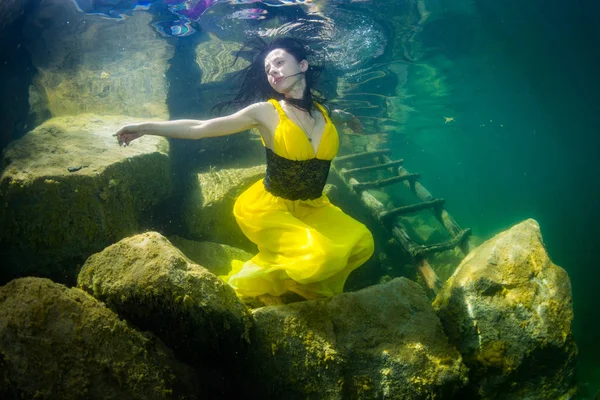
[332,149,472,292]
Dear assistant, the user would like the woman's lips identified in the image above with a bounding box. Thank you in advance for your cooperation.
[273,77,283,85]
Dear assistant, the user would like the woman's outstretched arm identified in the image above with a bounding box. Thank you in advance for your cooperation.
[114,103,266,146]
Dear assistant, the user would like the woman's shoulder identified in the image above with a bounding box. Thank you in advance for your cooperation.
[239,101,277,118]
[245,101,279,127]
[251,101,279,115]
[247,101,277,111]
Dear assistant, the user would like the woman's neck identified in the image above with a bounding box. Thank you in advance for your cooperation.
[284,77,307,101]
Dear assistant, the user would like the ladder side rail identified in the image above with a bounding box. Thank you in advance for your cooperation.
[382,154,473,255]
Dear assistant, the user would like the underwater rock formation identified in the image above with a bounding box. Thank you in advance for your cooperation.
[249,277,468,399]
[23,0,173,121]
[0,115,172,284]
[0,277,200,399]
[183,164,266,250]
[168,235,253,276]
[433,219,578,399]
[77,231,251,392]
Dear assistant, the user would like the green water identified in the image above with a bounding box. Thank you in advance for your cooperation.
[397,0,600,394]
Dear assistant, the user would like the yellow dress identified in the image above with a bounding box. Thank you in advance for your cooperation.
[223,99,374,300]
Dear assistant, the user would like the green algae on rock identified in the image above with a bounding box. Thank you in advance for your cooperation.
[433,219,578,399]
[0,115,172,284]
[77,231,251,392]
[249,278,468,399]
[0,277,200,399]
[183,165,265,250]
[251,300,344,399]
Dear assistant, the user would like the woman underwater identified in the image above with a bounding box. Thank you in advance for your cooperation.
[115,37,375,304]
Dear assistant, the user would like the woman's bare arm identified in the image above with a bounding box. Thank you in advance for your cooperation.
[114,103,269,145]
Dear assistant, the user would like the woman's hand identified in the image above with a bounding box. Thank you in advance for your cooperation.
[114,124,144,146]
[332,109,365,134]
[346,115,365,134]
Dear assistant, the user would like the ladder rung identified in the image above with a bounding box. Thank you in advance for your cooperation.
[342,160,404,177]
[334,149,392,164]
[393,227,472,258]
[379,199,445,222]
[352,173,420,190]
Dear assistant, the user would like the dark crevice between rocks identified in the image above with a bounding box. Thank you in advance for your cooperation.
[0,0,43,153]
[107,293,252,397]
[133,23,203,239]
[0,250,85,288]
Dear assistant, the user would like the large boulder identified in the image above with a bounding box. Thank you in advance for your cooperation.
[23,0,173,121]
[0,277,200,399]
[0,115,172,284]
[433,219,578,399]
[77,231,251,394]
[183,165,265,250]
[249,278,468,399]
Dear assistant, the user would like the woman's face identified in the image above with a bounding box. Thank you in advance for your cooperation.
[264,49,308,94]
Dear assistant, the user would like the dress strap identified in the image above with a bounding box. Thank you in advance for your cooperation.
[314,102,332,124]
[268,99,287,119]
[269,99,330,122]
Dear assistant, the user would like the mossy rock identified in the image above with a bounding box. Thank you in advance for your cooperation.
[433,219,578,399]
[168,235,253,276]
[77,232,251,394]
[250,300,344,399]
[0,277,200,399]
[249,278,467,399]
[0,115,172,284]
[182,165,265,250]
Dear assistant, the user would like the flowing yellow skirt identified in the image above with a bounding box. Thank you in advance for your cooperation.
[222,180,374,300]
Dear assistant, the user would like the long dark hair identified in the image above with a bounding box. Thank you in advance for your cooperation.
[213,37,326,116]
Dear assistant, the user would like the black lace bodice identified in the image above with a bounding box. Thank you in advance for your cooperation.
[263,148,331,200]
